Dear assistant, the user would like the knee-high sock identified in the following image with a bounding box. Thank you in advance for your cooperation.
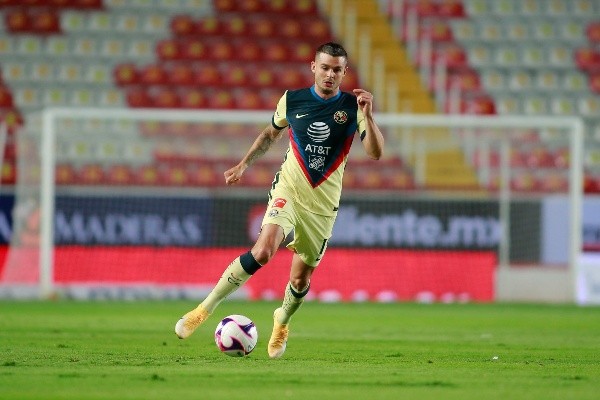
[200,256,251,313]
[276,282,310,325]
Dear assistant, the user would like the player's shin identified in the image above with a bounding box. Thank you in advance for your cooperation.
[175,251,262,339]
[201,251,262,313]
[276,281,310,324]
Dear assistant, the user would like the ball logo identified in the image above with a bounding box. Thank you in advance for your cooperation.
[307,122,330,143]
[333,110,348,124]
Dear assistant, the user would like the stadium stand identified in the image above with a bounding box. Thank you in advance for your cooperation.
[0,0,599,192]
[380,0,600,193]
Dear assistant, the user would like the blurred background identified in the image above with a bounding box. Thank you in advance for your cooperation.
[0,0,599,304]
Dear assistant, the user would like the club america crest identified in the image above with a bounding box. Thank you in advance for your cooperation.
[333,110,348,124]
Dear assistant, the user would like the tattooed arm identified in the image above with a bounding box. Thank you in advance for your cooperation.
[224,124,285,185]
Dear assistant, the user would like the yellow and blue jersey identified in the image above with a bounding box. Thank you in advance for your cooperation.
[271,86,367,216]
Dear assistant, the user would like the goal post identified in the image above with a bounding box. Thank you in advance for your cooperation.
[0,108,586,303]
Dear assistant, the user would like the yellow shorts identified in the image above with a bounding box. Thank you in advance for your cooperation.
[261,190,336,267]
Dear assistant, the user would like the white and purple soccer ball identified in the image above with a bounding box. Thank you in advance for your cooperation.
[214,315,258,357]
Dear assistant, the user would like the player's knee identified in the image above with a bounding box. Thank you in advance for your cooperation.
[250,246,276,266]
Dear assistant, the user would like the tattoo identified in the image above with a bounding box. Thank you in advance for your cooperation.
[246,126,281,166]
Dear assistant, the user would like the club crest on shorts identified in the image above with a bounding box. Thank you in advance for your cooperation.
[272,198,287,208]
[333,110,348,124]
[268,209,279,217]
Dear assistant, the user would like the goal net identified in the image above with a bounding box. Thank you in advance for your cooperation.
[0,108,585,303]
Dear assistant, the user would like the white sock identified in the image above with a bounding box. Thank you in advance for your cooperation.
[276,282,309,325]
[200,257,251,314]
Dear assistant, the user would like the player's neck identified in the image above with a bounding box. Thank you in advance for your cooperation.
[313,85,339,100]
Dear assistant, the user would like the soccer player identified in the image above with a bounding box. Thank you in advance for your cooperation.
[175,42,384,358]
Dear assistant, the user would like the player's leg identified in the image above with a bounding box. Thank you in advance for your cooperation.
[175,224,285,339]
[268,210,334,358]
[268,254,314,358]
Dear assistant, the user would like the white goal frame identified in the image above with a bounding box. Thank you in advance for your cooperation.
[29,109,585,301]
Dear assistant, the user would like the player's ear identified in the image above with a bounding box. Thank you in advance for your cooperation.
[310,61,316,73]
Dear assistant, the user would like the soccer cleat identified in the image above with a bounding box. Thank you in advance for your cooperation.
[175,305,210,339]
[267,308,289,359]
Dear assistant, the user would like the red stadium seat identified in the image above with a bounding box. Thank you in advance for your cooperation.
[223,15,248,36]
[135,165,162,186]
[538,172,568,192]
[193,64,221,87]
[288,41,313,63]
[106,165,134,185]
[305,18,332,41]
[180,39,208,61]
[207,89,235,109]
[574,48,600,72]
[188,163,220,187]
[248,16,276,38]
[235,89,264,110]
[152,87,181,108]
[235,39,262,62]
[170,15,196,36]
[30,9,61,34]
[438,0,466,17]
[139,64,168,86]
[1,160,16,185]
[77,164,106,185]
[168,63,195,86]
[0,108,23,134]
[4,9,32,33]
[280,18,303,39]
[125,88,153,108]
[162,165,189,186]
[208,40,234,61]
[0,86,14,108]
[113,63,139,86]
[262,42,289,63]
[196,16,223,36]
[248,66,275,88]
[586,21,600,44]
[56,164,77,185]
[589,72,600,94]
[156,39,182,60]
[290,0,318,15]
[221,64,249,87]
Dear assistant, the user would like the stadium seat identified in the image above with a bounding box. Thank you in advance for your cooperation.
[151,87,181,109]
[113,63,139,87]
[221,64,249,87]
[586,21,600,43]
[4,9,33,33]
[156,38,182,61]
[138,64,168,86]
[196,16,224,36]
[234,39,261,62]
[0,86,14,109]
[180,89,208,109]
[167,63,195,87]
[234,89,264,110]
[125,88,153,108]
[207,89,235,109]
[193,64,221,87]
[170,14,196,36]
[574,48,600,72]
[534,70,560,92]
[589,72,600,94]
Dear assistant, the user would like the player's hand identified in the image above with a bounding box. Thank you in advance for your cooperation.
[353,89,373,116]
[224,165,244,185]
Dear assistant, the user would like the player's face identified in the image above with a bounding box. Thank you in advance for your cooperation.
[311,53,347,97]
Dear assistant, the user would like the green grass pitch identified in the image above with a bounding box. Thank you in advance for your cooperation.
[0,300,599,400]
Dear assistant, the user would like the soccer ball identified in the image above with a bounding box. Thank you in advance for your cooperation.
[214,314,258,357]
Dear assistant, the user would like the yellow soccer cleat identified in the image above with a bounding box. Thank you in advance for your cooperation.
[175,305,210,339]
[267,308,289,359]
